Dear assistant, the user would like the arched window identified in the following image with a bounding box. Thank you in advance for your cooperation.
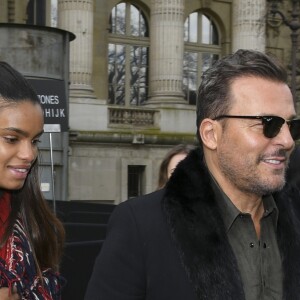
[108,2,149,106]
[183,12,221,104]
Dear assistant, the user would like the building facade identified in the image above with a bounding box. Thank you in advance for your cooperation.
[0,0,299,203]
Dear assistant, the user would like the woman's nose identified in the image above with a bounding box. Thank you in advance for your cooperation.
[18,141,37,162]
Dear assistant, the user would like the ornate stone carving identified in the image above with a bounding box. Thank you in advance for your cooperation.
[109,107,157,127]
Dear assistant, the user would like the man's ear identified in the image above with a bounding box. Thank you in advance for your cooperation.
[199,118,218,150]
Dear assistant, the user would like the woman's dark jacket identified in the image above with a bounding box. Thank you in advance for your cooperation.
[85,148,300,300]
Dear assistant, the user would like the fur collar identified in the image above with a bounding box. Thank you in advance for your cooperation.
[162,147,300,300]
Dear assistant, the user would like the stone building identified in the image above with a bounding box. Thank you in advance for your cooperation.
[0,0,298,203]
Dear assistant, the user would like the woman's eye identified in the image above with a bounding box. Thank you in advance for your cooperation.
[32,139,41,145]
[3,136,18,143]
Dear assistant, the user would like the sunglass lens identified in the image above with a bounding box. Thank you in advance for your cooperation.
[290,120,300,140]
[263,117,284,138]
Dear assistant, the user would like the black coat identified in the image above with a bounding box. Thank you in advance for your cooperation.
[85,148,300,300]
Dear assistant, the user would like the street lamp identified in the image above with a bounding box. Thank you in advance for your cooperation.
[269,0,300,103]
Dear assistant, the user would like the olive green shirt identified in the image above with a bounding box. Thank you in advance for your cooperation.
[211,177,283,300]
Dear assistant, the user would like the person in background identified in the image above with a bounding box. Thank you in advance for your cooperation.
[85,49,300,299]
[0,62,65,300]
[286,144,300,188]
[157,144,196,189]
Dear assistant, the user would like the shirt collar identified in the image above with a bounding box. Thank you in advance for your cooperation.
[209,174,279,232]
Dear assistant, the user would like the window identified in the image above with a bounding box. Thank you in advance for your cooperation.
[108,2,149,106]
[26,0,46,26]
[51,0,58,27]
[183,12,221,104]
[128,165,145,198]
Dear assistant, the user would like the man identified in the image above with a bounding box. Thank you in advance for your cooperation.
[85,50,300,300]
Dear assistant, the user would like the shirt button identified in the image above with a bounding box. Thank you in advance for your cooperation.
[249,242,255,248]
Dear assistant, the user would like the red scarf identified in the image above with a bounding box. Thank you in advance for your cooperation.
[0,192,11,259]
[0,192,63,299]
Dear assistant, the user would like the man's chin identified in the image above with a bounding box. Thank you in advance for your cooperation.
[269,178,286,193]
[253,177,286,195]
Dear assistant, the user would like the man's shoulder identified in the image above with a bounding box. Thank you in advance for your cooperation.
[123,188,165,211]
[109,189,165,220]
[109,189,167,231]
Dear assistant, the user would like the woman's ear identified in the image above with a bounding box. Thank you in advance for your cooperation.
[199,118,218,150]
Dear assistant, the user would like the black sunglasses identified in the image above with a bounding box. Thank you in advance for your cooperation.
[213,115,300,140]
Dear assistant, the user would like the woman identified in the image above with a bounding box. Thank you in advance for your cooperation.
[0,62,65,299]
[157,144,196,189]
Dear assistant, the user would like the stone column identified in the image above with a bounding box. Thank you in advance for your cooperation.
[232,0,266,52]
[0,1,7,22]
[57,0,94,98]
[148,0,185,105]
